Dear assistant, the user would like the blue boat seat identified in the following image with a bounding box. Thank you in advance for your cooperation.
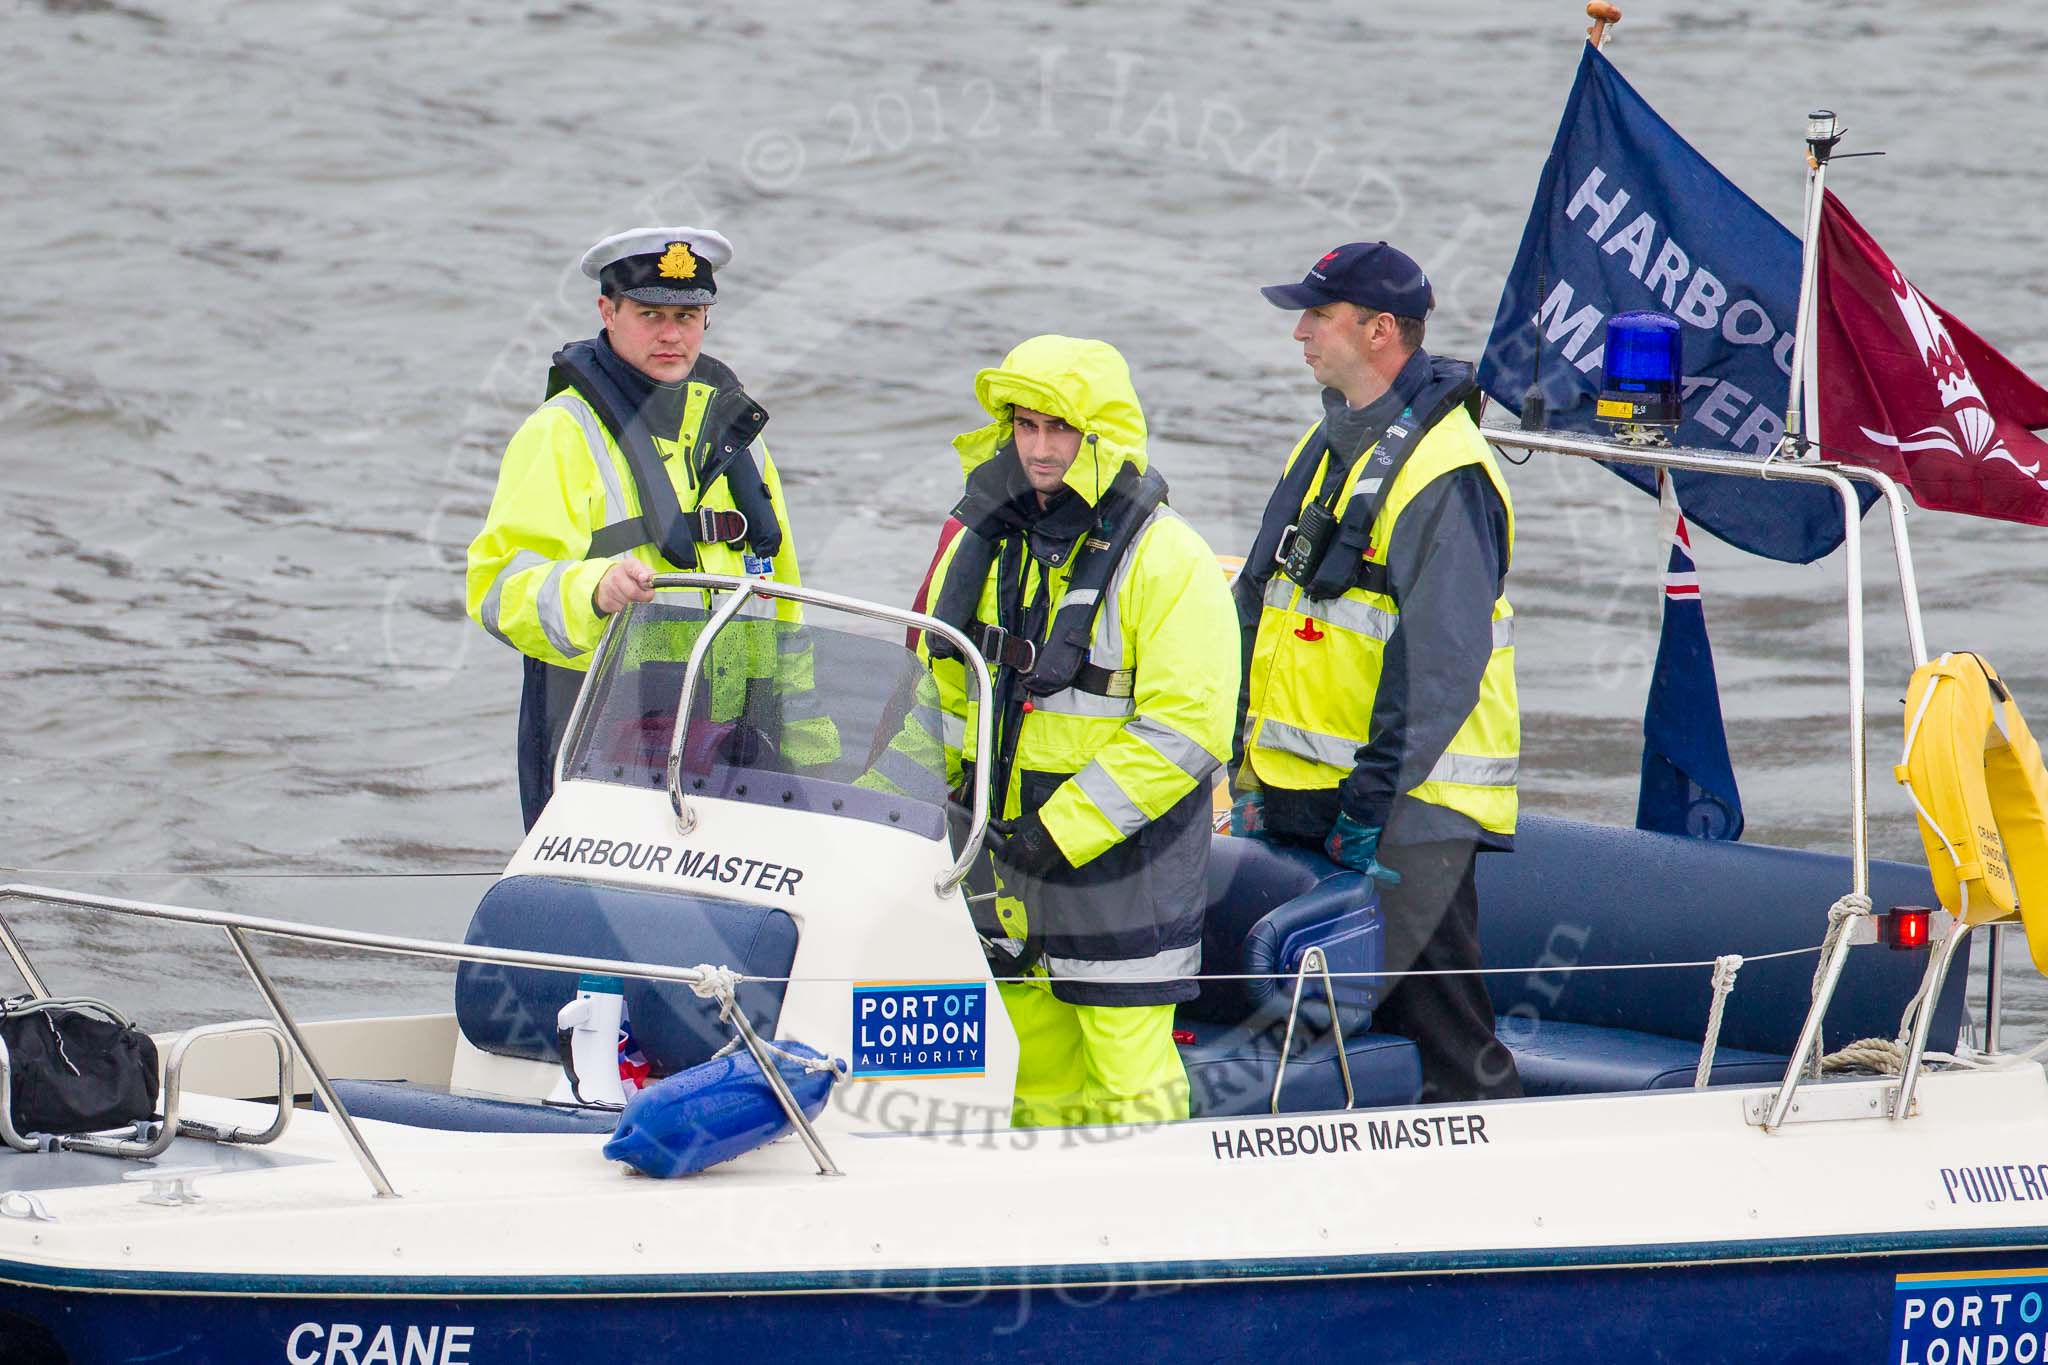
[454,875,798,1075]
[1498,1018,1789,1095]
[324,876,799,1135]
[1176,837,1422,1116]
[1180,1017,1424,1116]
[315,1081,620,1134]
[1478,815,1970,1096]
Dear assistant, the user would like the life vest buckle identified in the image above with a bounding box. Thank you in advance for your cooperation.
[695,508,749,545]
[974,624,1039,675]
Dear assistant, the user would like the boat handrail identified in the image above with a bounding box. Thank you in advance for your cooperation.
[0,876,1976,1172]
[1477,427,1953,1130]
[553,572,997,898]
[0,1017,293,1159]
[0,883,844,1196]
[1271,946,1355,1115]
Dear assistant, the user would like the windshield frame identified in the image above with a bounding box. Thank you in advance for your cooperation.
[554,573,994,895]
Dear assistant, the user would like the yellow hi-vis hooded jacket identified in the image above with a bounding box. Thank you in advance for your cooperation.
[924,335,1239,1007]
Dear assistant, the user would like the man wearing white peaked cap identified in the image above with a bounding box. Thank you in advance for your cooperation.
[467,226,813,827]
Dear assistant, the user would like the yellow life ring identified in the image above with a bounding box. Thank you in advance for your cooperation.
[1896,651,2048,971]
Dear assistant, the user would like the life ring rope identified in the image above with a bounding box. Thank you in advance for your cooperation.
[1898,672,1974,924]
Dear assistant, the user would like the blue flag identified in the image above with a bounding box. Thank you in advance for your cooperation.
[1478,43,1877,564]
[1637,474,1743,840]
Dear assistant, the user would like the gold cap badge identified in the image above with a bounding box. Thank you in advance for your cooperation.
[657,242,699,280]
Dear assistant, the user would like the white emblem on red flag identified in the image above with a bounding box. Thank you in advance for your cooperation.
[1862,265,2024,472]
[1814,190,2048,525]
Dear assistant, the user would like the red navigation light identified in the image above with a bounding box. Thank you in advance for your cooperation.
[1882,907,1932,951]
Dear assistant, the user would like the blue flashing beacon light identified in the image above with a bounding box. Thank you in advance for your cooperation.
[1597,311,1685,438]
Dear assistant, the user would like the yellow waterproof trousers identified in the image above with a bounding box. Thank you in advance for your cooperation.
[997,981,1189,1128]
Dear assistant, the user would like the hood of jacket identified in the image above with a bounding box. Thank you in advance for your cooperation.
[951,334,1148,508]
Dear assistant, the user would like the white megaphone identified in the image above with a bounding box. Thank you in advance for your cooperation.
[546,974,627,1109]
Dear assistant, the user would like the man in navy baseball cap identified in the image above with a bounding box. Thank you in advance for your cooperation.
[1231,235,1525,1107]
[1260,239,1435,319]
[1259,241,1436,403]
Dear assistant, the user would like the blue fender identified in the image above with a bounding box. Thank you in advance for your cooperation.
[603,1040,840,1178]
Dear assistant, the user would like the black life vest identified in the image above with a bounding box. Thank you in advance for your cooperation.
[545,343,783,566]
[1240,355,1484,603]
[928,461,1170,700]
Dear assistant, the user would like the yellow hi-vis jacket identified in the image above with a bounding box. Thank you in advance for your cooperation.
[924,335,1239,1006]
[1242,394,1519,838]
[465,360,803,669]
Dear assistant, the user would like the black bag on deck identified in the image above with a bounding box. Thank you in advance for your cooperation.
[0,996,160,1136]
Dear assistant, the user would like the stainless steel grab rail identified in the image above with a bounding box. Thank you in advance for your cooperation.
[629,573,996,896]
[0,1018,294,1160]
[1477,427,1935,1129]
[0,883,843,1194]
[1269,946,1355,1116]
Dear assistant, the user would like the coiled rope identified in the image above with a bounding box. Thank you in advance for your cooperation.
[692,965,845,1077]
[1807,893,1872,1078]
[1693,954,1744,1088]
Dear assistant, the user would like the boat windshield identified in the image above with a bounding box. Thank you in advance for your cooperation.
[560,597,952,838]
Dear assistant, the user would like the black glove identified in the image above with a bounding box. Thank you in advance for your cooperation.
[986,811,1068,878]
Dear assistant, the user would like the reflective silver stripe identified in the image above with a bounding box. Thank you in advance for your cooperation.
[1255,719,1358,771]
[872,745,941,797]
[1493,615,1515,649]
[1030,687,1135,719]
[479,550,550,648]
[1303,594,1396,641]
[1060,587,1100,612]
[1073,762,1149,836]
[544,392,631,529]
[1041,941,1201,984]
[1088,505,1172,672]
[1263,572,1297,611]
[1354,477,1384,498]
[941,713,966,749]
[783,692,831,722]
[536,561,584,659]
[1425,752,1519,788]
[1126,715,1219,783]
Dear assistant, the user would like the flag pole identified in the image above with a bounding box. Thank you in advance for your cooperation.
[1585,2,1621,48]
[1781,111,1845,461]
[1780,110,1931,662]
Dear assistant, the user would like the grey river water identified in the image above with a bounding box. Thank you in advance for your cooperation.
[3,0,2046,1041]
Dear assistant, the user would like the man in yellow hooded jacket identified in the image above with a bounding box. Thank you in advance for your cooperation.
[921,335,1239,1127]
[466,227,812,827]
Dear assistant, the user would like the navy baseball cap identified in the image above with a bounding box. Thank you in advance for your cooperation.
[1261,241,1434,317]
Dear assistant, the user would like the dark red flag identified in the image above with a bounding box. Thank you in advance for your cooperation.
[1814,190,2048,526]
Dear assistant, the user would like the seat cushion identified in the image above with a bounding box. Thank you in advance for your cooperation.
[1178,1015,1423,1117]
[455,875,797,1075]
[1479,815,1967,1057]
[317,1080,621,1134]
[1185,837,1373,1026]
[1499,1016,1790,1096]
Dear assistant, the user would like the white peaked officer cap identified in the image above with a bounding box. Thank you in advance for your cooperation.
[580,227,735,307]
